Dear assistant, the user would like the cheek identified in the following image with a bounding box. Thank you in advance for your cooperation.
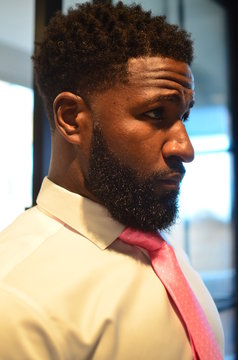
[104,125,165,173]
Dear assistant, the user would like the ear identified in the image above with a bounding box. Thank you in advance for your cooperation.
[53,92,91,144]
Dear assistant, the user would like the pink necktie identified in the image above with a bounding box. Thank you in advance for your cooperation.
[119,227,222,360]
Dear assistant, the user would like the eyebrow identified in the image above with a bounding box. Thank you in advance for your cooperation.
[144,94,195,109]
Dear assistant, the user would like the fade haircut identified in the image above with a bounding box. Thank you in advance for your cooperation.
[33,0,193,129]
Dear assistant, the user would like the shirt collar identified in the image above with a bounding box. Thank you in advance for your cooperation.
[36,177,125,250]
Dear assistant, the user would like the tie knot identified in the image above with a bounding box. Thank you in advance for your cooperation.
[119,227,165,252]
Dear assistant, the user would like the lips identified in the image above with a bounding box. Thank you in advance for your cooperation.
[159,173,184,190]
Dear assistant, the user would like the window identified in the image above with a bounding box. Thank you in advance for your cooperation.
[0,81,33,230]
[0,0,35,230]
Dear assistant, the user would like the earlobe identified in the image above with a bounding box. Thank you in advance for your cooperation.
[53,92,89,144]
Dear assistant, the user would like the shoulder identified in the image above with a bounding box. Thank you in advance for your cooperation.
[0,206,62,239]
[0,207,63,280]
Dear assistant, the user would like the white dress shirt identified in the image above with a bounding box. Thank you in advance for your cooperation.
[0,177,224,359]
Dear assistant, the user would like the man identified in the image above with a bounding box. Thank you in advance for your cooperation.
[0,1,224,359]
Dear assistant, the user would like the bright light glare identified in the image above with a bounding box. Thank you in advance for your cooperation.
[0,80,33,231]
[191,134,230,153]
[179,151,232,222]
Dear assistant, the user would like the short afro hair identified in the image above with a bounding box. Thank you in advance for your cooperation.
[33,1,193,128]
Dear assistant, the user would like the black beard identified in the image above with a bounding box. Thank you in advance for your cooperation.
[85,125,184,232]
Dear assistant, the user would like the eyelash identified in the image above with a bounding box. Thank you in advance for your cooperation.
[182,112,190,122]
[144,108,163,120]
[144,108,190,123]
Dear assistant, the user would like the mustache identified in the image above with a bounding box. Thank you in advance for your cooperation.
[142,162,186,185]
[166,160,186,177]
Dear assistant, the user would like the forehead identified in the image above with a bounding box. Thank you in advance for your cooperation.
[128,56,194,88]
[91,56,195,114]
[125,56,194,101]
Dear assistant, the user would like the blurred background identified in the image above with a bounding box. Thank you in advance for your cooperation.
[0,0,237,358]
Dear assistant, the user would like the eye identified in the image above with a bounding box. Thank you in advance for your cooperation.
[144,107,164,120]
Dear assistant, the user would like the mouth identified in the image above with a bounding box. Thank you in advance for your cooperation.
[159,173,184,191]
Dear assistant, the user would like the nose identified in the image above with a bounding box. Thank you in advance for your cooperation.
[162,120,194,163]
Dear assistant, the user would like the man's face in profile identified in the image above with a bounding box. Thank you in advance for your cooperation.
[85,56,195,231]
